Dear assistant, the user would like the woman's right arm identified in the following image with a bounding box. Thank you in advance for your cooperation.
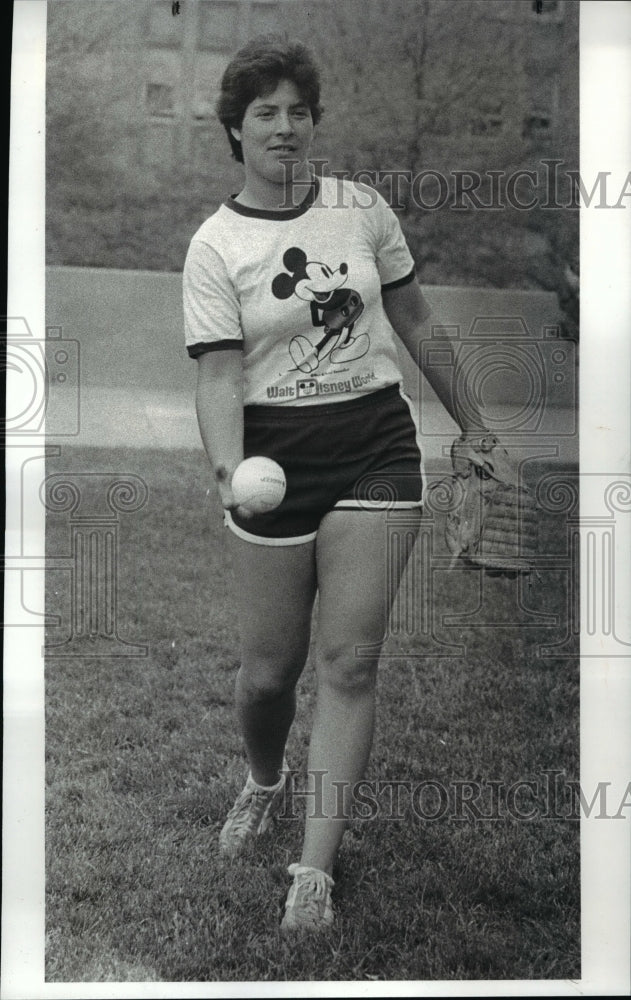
[195,348,245,513]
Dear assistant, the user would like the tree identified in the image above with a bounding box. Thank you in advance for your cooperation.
[283,0,578,295]
[45,0,579,291]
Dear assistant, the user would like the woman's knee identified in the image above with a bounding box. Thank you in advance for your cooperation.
[237,652,304,702]
[316,642,379,694]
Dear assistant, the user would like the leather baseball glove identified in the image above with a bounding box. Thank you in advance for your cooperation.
[444,432,538,574]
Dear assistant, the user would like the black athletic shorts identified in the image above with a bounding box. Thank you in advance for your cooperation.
[225,383,424,545]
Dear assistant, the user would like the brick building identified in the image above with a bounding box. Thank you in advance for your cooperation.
[140,1,284,173]
[131,0,577,175]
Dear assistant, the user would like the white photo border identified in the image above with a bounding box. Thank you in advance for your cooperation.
[3,1,630,996]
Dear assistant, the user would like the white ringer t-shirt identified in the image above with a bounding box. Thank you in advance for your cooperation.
[183,175,428,406]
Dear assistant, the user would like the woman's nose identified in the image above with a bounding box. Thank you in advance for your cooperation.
[276,111,293,134]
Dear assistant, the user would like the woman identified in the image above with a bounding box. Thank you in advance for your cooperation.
[183,35,483,934]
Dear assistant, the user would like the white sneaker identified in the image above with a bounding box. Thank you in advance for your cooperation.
[280,863,335,934]
[219,766,287,857]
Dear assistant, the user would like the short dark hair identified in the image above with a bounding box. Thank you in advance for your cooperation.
[216,35,323,163]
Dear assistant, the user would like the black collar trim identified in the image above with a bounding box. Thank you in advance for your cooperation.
[224,177,320,220]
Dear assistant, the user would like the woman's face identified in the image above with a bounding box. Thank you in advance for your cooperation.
[231,78,315,188]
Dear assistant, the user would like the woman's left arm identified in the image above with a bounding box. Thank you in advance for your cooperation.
[382,279,487,433]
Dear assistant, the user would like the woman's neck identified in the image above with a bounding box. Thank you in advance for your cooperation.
[235,163,315,211]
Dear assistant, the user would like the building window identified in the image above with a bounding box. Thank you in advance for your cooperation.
[523,113,552,139]
[193,126,211,173]
[146,121,175,168]
[146,83,175,118]
[250,2,280,36]
[198,1,238,51]
[470,103,504,137]
[531,0,564,21]
[424,116,451,137]
[147,1,183,47]
[524,74,558,137]
[192,97,216,121]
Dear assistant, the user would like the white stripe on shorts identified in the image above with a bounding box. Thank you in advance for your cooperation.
[224,510,317,547]
[332,499,423,511]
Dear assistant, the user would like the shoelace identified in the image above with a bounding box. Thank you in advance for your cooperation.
[287,865,333,909]
[301,874,326,900]
[226,786,270,837]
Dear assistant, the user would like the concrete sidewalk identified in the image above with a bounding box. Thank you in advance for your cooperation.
[48,385,459,452]
[47,384,577,472]
[49,387,202,451]
[45,266,577,467]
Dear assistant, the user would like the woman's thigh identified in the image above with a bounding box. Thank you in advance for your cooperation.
[314,508,421,669]
[227,532,318,677]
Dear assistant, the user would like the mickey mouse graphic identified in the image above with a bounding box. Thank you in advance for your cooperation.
[271,246,369,373]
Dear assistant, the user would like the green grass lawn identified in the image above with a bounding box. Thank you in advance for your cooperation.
[45,446,580,982]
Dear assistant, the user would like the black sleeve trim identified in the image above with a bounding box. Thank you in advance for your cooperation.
[381,267,416,293]
[187,339,243,359]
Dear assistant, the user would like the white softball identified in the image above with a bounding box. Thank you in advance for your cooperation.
[231,457,286,514]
